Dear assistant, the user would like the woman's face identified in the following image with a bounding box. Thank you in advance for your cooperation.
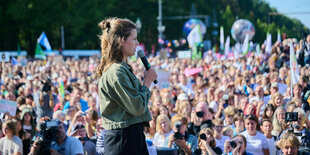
[181,104,191,116]
[16,121,22,132]
[275,96,283,107]
[266,108,274,118]
[159,107,168,116]
[246,105,255,115]
[235,119,244,129]
[23,112,31,122]
[159,119,169,132]
[245,119,257,133]
[277,109,285,121]
[233,136,246,154]
[121,29,139,59]
[2,124,13,137]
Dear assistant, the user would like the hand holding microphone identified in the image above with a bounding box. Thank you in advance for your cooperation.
[137,50,157,88]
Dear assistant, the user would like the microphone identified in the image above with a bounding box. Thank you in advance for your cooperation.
[137,50,157,84]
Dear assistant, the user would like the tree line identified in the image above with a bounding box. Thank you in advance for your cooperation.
[0,0,308,56]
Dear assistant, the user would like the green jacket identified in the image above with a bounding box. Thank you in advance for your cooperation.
[98,62,152,130]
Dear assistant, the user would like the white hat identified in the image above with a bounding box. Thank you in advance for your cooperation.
[177,93,188,101]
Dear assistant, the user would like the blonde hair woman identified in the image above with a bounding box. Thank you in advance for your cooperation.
[153,114,173,147]
[272,107,286,136]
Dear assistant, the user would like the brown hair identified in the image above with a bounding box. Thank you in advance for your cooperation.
[3,120,16,136]
[96,17,136,77]
[198,128,216,148]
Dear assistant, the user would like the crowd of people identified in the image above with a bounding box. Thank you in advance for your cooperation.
[0,33,310,155]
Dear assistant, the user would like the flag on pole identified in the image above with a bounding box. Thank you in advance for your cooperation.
[224,36,230,56]
[242,33,249,55]
[11,57,19,66]
[37,32,52,51]
[35,43,46,60]
[187,25,202,48]
[290,42,300,96]
[220,26,224,51]
[255,43,260,56]
[59,80,65,98]
[265,33,272,54]
[277,29,281,43]
[290,42,299,85]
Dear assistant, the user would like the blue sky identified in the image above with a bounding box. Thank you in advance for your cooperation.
[264,0,310,28]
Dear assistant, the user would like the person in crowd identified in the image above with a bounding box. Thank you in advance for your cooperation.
[95,119,105,155]
[223,106,237,128]
[195,128,221,155]
[232,112,245,136]
[272,107,286,136]
[20,108,36,138]
[262,104,275,120]
[269,92,285,109]
[223,134,253,155]
[168,115,198,155]
[153,114,173,147]
[29,120,84,155]
[67,111,93,138]
[260,119,276,155]
[277,133,300,155]
[0,120,23,155]
[63,87,89,112]
[278,108,309,142]
[187,102,211,136]
[241,115,270,155]
[15,119,31,155]
[212,118,230,152]
[70,124,97,155]
[64,105,78,129]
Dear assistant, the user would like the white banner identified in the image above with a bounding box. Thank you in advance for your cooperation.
[0,99,17,116]
[177,51,191,59]
[156,70,171,88]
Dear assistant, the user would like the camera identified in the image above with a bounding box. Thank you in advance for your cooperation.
[196,111,204,118]
[230,140,237,148]
[36,119,60,155]
[42,80,52,92]
[285,112,298,122]
[199,133,207,141]
[174,121,183,140]
[38,120,60,143]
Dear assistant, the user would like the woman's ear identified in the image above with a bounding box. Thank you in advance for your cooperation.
[119,38,125,46]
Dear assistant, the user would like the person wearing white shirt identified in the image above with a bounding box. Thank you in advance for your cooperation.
[260,119,276,155]
[212,118,230,152]
[241,115,270,155]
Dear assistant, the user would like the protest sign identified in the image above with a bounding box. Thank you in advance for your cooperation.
[156,69,171,88]
[0,99,17,116]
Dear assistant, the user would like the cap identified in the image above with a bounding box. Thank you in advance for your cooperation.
[177,93,188,101]
[271,82,278,88]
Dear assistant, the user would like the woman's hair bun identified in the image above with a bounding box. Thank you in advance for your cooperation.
[99,20,111,31]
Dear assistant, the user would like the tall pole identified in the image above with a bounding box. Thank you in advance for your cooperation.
[1,53,5,83]
[158,0,163,40]
[61,26,65,50]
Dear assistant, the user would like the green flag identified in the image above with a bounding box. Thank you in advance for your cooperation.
[59,80,65,98]
[35,43,46,60]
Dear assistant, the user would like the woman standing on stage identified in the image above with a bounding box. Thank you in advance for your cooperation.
[96,17,157,155]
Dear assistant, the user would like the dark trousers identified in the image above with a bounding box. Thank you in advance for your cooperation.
[104,122,149,155]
